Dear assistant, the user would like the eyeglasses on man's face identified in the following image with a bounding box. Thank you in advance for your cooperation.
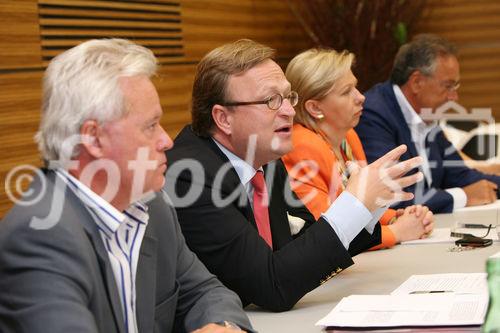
[439,79,460,93]
[418,70,460,93]
[221,91,299,110]
[425,74,460,93]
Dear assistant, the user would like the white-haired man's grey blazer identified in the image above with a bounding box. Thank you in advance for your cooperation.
[0,170,252,333]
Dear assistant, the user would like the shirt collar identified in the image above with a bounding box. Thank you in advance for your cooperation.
[212,138,262,186]
[56,169,148,237]
[392,84,437,135]
[393,84,423,127]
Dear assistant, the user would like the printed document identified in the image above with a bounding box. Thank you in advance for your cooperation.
[316,294,487,328]
[391,273,487,296]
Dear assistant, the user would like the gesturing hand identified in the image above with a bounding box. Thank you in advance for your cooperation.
[345,145,423,212]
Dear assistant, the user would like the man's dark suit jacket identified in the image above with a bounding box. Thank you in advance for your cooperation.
[165,125,381,312]
[355,80,500,213]
[0,170,252,333]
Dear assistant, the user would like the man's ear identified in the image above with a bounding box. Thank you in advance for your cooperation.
[408,70,425,95]
[212,104,233,136]
[304,99,324,120]
[80,119,104,158]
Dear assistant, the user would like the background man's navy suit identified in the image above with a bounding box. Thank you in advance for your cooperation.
[356,81,500,213]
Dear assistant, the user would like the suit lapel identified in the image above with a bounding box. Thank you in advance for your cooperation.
[383,82,427,188]
[174,126,264,229]
[135,231,158,333]
[265,162,283,246]
[42,170,126,332]
[204,135,256,227]
[82,221,126,333]
[426,128,444,186]
[382,82,420,159]
[62,180,126,333]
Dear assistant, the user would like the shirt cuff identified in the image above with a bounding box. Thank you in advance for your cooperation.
[321,191,372,249]
[366,206,388,234]
[445,187,467,210]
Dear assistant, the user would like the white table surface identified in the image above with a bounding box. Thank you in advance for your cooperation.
[245,213,500,332]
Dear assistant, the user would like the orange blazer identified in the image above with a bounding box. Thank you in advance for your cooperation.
[282,124,397,249]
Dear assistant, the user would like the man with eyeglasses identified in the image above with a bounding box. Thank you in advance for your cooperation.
[356,34,500,214]
[165,39,424,311]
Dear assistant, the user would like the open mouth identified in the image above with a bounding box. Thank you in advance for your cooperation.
[275,125,292,133]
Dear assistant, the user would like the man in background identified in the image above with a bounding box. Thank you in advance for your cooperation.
[356,34,500,213]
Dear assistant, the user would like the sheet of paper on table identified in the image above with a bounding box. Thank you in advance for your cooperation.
[390,273,487,296]
[317,273,489,329]
[316,294,487,328]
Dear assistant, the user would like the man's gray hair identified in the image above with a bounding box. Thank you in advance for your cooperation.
[391,34,457,85]
[35,38,157,164]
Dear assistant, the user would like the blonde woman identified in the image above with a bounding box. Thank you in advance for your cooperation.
[283,48,433,249]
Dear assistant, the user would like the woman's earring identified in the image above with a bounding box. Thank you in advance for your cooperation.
[316,113,325,120]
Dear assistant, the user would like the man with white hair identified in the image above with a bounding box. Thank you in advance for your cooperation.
[0,39,252,333]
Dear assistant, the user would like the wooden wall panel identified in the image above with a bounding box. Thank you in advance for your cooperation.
[154,64,196,135]
[418,0,500,120]
[181,0,311,62]
[0,0,42,69]
[38,0,184,66]
[0,71,43,217]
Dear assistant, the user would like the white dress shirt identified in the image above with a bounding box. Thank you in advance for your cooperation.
[213,139,382,249]
[392,84,467,209]
[56,169,147,333]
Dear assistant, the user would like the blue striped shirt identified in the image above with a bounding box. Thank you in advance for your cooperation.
[56,169,148,333]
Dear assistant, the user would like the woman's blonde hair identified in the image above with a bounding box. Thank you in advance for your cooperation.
[286,48,355,133]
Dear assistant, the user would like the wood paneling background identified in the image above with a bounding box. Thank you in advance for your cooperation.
[38,0,185,66]
[418,0,500,116]
[0,0,42,69]
[1,0,500,217]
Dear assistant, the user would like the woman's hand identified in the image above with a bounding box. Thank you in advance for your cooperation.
[389,205,434,242]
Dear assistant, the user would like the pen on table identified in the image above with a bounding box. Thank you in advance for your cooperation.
[409,290,454,294]
[461,224,491,229]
